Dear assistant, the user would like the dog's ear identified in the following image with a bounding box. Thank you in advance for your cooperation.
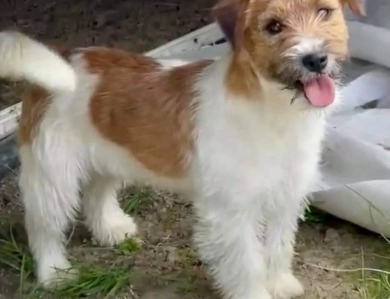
[341,0,366,16]
[212,0,249,49]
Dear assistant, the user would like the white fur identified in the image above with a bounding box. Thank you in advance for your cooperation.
[158,58,190,69]
[7,32,338,298]
[284,36,339,80]
[287,36,324,57]
[0,31,76,93]
[82,175,137,246]
[191,57,334,299]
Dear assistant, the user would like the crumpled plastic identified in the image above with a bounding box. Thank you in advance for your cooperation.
[310,2,390,237]
[311,70,390,237]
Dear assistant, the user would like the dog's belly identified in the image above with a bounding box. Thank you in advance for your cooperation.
[85,134,193,194]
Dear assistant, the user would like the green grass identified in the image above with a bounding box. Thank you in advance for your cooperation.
[349,186,390,299]
[0,222,34,294]
[0,218,140,298]
[0,188,151,298]
[357,250,390,299]
[303,190,390,299]
[176,278,197,294]
[3,187,388,298]
[114,238,141,255]
[359,273,390,299]
[29,263,133,299]
[303,205,329,224]
[122,187,152,215]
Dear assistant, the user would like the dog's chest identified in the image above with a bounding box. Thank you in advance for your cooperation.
[239,116,322,190]
[196,103,326,203]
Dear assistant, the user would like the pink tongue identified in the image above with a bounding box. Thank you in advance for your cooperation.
[303,75,335,107]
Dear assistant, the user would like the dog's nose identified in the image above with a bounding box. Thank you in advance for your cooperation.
[302,53,328,73]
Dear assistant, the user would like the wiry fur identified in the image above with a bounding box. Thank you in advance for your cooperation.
[0,0,363,298]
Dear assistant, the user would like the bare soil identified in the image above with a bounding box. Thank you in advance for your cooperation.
[0,1,389,298]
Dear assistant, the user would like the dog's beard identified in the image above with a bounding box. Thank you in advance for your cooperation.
[273,59,343,104]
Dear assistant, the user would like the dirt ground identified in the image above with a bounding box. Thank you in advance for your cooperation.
[0,0,389,298]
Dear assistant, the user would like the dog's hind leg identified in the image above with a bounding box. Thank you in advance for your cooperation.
[19,144,81,288]
[81,174,137,246]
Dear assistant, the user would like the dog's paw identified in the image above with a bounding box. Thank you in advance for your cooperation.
[269,273,304,299]
[38,259,79,290]
[94,214,138,246]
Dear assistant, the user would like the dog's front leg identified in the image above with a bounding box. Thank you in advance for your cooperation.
[193,187,271,299]
[264,198,305,299]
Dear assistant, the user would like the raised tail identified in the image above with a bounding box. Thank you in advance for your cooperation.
[0,31,76,93]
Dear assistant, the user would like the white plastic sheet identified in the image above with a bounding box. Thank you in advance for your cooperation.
[311,70,390,237]
[310,2,390,237]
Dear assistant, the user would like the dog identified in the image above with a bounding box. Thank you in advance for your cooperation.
[0,0,364,298]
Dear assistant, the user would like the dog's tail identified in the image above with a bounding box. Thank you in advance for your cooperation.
[0,31,76,93]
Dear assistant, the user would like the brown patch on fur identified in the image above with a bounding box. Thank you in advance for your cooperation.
[18,46,71,145]
[213,0,261,97]
[225,51,260,98]
[213,0,361,97]
[18,85,50,145]
[84,48,212,178]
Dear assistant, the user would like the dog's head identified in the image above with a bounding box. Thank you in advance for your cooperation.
[213,0,364,107]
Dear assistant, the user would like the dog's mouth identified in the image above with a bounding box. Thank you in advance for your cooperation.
[294,73,336,107]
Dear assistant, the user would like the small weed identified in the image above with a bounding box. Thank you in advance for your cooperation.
[29,263,133,298]
[359,273,390,299]
[345,186,390,299]
[176,279,196,294]
[122,188,152,215]
[357,249,390,299]
[0,222,34,294]
[115,238,141,255]
[303,206,329,224]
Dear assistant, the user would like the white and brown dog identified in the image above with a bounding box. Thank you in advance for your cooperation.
[0,0,364,298]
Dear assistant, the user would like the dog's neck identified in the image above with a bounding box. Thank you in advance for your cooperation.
[197,51,329,119]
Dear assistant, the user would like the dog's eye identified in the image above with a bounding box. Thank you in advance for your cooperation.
[265,19,284,35]
[318,8,331,19]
